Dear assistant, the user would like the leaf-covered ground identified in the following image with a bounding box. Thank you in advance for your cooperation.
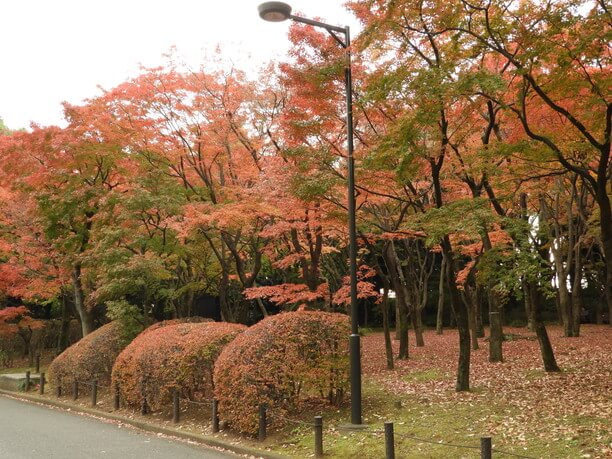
[270,324,611,458]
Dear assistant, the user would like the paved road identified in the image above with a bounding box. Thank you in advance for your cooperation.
[0,395,237,458]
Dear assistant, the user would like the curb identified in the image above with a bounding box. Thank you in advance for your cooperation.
[0,389,287,459]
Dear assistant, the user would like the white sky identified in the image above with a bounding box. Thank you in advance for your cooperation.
[0,0,359,130]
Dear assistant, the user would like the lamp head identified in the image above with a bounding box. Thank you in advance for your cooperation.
[258,2,292,22]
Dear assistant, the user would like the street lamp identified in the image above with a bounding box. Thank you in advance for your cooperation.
[258,1,362,426]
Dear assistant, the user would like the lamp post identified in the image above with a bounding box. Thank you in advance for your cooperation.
[258,1,362,426]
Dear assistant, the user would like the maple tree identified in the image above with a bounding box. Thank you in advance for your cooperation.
[0,305,43,364]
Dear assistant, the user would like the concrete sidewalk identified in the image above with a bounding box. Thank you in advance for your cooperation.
[0,391,286,459]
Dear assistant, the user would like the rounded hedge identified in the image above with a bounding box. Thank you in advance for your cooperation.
[213,311,350,434]
[48,321,124,392]
[112,321,246,411]
[139,316,211,336]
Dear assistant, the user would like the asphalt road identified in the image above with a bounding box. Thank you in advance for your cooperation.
[0,395,237,458]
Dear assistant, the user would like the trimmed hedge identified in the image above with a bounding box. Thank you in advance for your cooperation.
[213,311,350,434]
[112,321,245,411]
[48,321,124,392]
[139,316,211,336]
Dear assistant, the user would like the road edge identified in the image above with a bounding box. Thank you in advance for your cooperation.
[0,389,287,459]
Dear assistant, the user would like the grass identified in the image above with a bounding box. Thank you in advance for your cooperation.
[265,380,592,459]
[0,366,37,375]
[401,368,446,383]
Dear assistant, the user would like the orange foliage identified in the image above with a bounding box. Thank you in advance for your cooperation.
[243,283,329,307]
[48,322,125,392]
[112,321,245,411]
[213,311,349,434]
[0,306,44,338]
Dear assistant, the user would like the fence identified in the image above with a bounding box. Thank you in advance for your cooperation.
[20,371,536,459]
[256,405,536,459]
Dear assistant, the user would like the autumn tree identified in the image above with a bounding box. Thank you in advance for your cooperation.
[0,306,44,365]
[449,0,611,324]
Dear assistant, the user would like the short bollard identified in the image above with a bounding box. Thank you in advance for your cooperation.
[212,399,219,433]
[35,353,40,374]
[385,422,395,459]
[91,379,98,407]
[481,436,492,459]
[72,380,79,400]
[258,404,267,441]
[39,373,45,395]
[172,390,180,424]
[141,398,149,415]
[113,386,120,410]
[314,416,323,458]
[56,381,62,397]
[25,371,31,392]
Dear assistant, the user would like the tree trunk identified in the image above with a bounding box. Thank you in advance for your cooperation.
[71,263,93,336]
[528,282,561,372]
[481,231,503,361]
[219,272,233,323]
[464,287,479,351]
[381,285,394,370]
[488,291,503,363]
[26,334,33,366]
[385,242,409,359]
[395,301,401,340]
[436,255,446,334]
[595,188,612,327]
[571,241,583,336]
[365,240,395,370]
[554,260,573,337]
[185,289,194,318]
[443,241,471,391]
[522,279,534,331]
[256,298,269,318]
[57,292,71,354]
[476,287,485,338]
[412,308,425,347]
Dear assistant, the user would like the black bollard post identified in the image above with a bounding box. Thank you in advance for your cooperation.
[140,378,148,414]
[56,379,62,397]
[385,422,395,459]
[481,437,492,459]
[212,399,219,433]
[91,379,98,407]
[25,371,30,392]
[113,385,120,410]
[258,404,267,441]
[314,416,323,458]
[73,380,78,400]
[39,373,45,395]
[172,389,180,424]
[35,353,40,374]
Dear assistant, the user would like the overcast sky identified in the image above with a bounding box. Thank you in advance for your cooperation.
[0,0,358,130]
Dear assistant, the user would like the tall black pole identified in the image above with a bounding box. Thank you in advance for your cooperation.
[344,25,362,426]
[258,2,362,426]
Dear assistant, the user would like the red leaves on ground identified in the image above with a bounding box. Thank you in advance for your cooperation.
[362,325,611,455]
